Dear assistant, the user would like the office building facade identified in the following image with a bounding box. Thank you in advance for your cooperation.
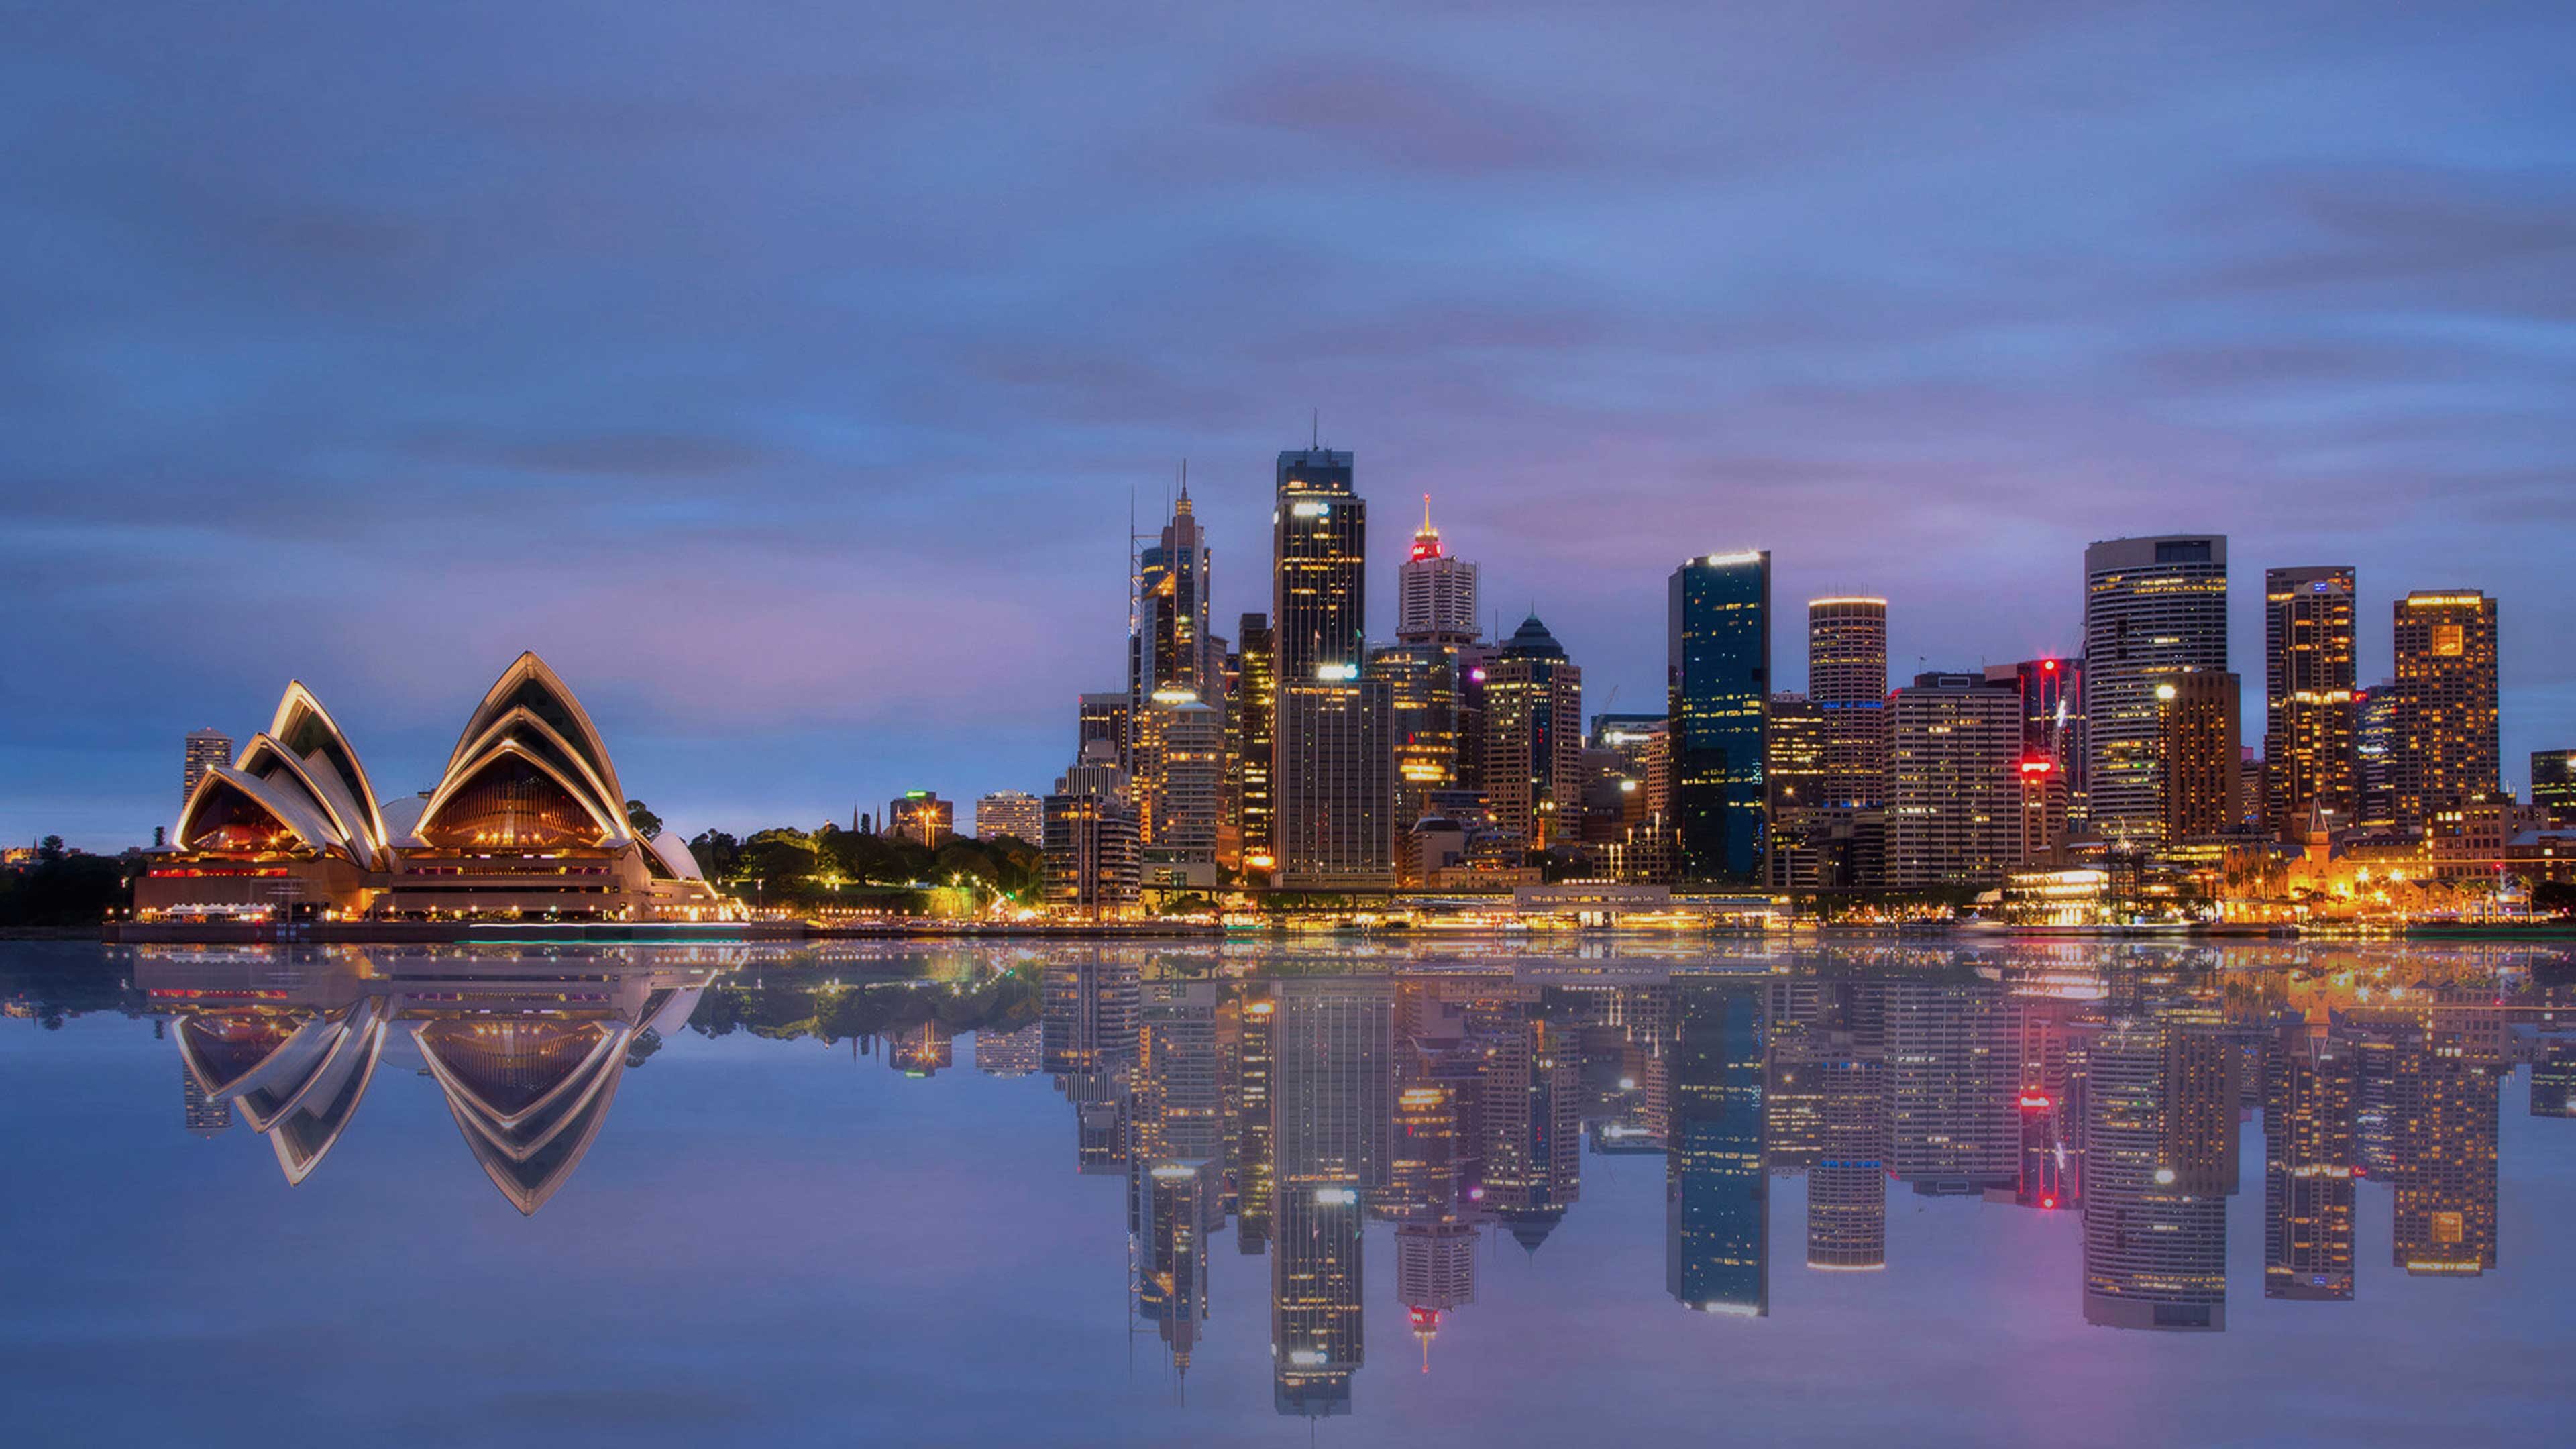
[1274,677,1394,889]
[182,727,233,814]
[1885,673,2023,888]
[2535,749,2576,827]
[1230,614,1276,873]
[2084,535,2229,844]
[1370,641,1464,841]
[1270,447,1386,889]
[973,790,1042,845]
[1669,553,1771,881]
[1808,598,1888,810]
[2156,671,2242,840]
[1135,692,1222,888]
[883,790,954,847]
[2263,566,2359,833]
[1480,615,1584,855]
[1134,487,1220,714]
[2392,590,2501,826]
[1395,496,1477,645]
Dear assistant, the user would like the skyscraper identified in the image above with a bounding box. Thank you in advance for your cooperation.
[1370,640,1464,841]
[2084,535,2229,844]
[1271,447,1387,888]
[1763,693,1829,888]
[973,790,1042,845]
[2535,749,2576,827]
[1884,673,2023,888]
[1232,613,1276,873]
[1273,448,1365,680]
[1984,658,2082,859]
[1134,486,1220,714]
[1807,598,1888,809]
[1669,553,1771,881]
[1396,496,1477,646]
[1042,747,1141,918]
[1274,676,1394,889]
[2356,682,2400,830]
[2263,566,2359,834]
[1480,615,1583,856]
[1134,690,1222,888]
[2155,671,2242,840]
[2392,590,2501,826]
[1984,657,2086,796]
[1077,691,1132,771]
[1373,502,1478,843]
[182,727,233,813]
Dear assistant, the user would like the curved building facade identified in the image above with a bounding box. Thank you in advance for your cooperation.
[139,653,735,923]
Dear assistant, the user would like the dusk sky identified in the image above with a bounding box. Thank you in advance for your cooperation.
[6,1,2573,849]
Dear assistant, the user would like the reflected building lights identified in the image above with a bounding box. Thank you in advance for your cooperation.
[129,941,2576,1404]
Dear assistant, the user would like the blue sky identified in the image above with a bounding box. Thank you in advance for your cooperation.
[5,1,2573,847]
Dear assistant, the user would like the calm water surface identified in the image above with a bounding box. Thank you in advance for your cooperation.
[4,938,2572,1447]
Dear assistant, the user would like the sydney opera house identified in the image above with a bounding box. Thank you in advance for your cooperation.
[138,653,735,923]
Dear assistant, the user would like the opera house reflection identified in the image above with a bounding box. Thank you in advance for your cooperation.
[143,947,722,1213]
[124,939,2576,1422]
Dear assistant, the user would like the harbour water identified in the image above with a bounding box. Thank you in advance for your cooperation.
[3,938,2570,1447]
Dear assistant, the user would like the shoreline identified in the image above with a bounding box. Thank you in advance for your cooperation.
[63,919,2576,946]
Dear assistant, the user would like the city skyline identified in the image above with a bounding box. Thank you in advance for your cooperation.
[9,3,2576,849]
[36,488,2567,851]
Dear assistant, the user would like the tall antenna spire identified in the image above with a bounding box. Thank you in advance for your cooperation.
[1310,407,1319,450]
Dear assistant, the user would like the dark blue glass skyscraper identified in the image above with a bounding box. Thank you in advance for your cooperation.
[1668,552,1771,882]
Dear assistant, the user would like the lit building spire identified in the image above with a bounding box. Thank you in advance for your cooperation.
[1395,495,1476,645]
[1410,494,1442,561]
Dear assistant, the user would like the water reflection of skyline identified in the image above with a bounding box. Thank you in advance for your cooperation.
[998,942,2571,1418]
[99,939,2576,1421]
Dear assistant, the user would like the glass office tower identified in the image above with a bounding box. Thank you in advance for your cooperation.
[1668,552,1771,881]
